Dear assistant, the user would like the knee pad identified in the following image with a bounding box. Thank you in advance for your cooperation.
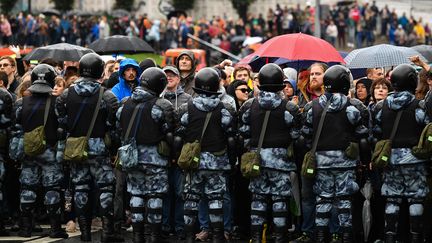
[409,202,424,216]
[20,189,37,204]
[385,198,401,215]
[44,187,61,205]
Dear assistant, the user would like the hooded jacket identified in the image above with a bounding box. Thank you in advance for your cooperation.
[161,86,192,111]
[176,51,196,96]
[111,58,142,101]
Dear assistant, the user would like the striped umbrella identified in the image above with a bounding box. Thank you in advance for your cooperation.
[344,44,427,68]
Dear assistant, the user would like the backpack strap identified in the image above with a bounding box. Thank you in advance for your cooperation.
[85,88,104,140]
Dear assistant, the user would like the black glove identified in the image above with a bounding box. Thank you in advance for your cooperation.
[57,128,66,140]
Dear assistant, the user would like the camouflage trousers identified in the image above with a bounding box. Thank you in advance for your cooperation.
[20,149,64,207]
[249,168,292,228]
[381,163,429,234]
[314,168,358,228]
[183,170,227,228]
[126,165,168,224]
[0,154,5,203]
[70,156,115,216]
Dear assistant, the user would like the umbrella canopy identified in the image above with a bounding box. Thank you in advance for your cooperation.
[344,44,427,69]
[111,9,130,18]
[230,35,246,43]
[253,33,345,64]
[66,9,93,17]
[23,43,94,62]
[41,8,61,16]
[242,36,263,47]
[411,45,432,63]
[89,35,155,54]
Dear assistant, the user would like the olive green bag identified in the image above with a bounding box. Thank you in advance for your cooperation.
[301,101,330,178]
[412,123,432,159]
[178,112,212,170]
[64,88,103,161]
[24,97,51,156]
[372,111,402,169]
[241,110,270,178]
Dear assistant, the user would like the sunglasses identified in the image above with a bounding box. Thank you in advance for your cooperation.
[0,63,11,68]
[236,88,249,93]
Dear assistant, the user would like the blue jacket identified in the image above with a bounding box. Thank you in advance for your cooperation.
[111,58,141,101]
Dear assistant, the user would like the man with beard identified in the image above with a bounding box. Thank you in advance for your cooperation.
[176,50,196,96]
[298,63,328,109]
[111,58,142,101]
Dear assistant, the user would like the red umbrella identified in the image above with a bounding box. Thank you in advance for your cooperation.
[254,33,345,64]
[238,53,257,65]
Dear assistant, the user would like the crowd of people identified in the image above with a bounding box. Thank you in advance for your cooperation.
[0,39,430,243]
[0,1,431,58]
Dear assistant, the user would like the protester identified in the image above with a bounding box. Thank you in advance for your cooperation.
[111,58,141,101]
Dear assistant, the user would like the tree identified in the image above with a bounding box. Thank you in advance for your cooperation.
[231,0,255,22]
[172,0,195,11]
[114,0,134,11]
[0,0,18,14]
[49,0,74,12]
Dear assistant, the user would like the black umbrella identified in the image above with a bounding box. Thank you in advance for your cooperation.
[88,35,155,54]
[412,45,432,63]
[66,9,93,17]
[23,43,95,62]
[41,8,61,16]
[111,9,130,18]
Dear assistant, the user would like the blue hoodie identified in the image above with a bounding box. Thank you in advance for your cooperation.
[111,58,142,101]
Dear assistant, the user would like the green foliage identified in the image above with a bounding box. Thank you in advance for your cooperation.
[114,0,134,11]
[172,0,195,11]
[231,0,255,21]
[0,0,18,14]
[49,0,74,12]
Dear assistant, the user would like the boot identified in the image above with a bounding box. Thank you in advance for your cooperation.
[132,223,145,243]
[47,204,68,239]
[250,225,262,243]
[0,217,9,236]
[384,232,396,243]
[341,227,352,243]
[211,227,225,243]
[273,226,288,243]
[78,216,92,241]
[410,232,423,243]
[101,215,125,242]
[145,223,166,243]
[315,226,328,243]
[18,205,33,238]
[184,223,195,243]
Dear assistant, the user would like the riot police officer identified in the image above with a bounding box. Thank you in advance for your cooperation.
[55,53,121,242]
[301,65,369,242]
[116,67,175,243]
[175,67,236,243]
[238,63,300,243]
[0,71,12,236]
[11,64,68,239]
[372,64,430,243]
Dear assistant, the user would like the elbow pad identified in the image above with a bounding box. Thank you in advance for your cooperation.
[166,132,174,145]
[173,136,183,153]
[359,138,371,164]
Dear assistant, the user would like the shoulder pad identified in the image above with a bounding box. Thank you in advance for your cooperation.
[103,89,118,101]
[374,100,384,110]
[15,97,23,106]
[349,98,368,111]
[156,98,173,110]
[419,99,426,109]
[222,100,236,115]
[303,100,313,112]
[240,97,255,111]
[178,102,189,115]
[285,100,299,113]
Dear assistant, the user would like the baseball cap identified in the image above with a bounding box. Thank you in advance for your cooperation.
[163,65,180,76]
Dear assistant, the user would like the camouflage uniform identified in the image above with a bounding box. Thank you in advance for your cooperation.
[302,94,369,239]
[55,79,119,241]
[238,90,300,241]
[116,87,174,227]
[0,88,13,234]
[372,91,430,240]
[176,93,236,241]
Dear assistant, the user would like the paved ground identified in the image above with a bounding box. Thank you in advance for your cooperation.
[0,227,251,243]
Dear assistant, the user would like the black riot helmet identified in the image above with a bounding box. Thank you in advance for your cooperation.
[139,67,168,95]
[28,63,56,94]
[193,67,221,95]
[257,63,285,92]
[323,65,351,95]
[79,53,104,79]
[390,64,418,94]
